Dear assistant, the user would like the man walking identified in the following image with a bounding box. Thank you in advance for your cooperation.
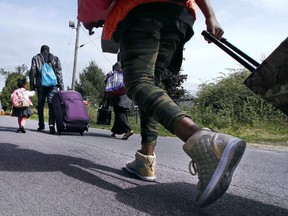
[29,45,64,134]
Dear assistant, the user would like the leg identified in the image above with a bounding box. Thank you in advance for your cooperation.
[111,106,131,134]
[37,87,46,130]
[117,108,133,140]
[20,116,27,127]
[47,87,58,134]
[19,116,27,133]
[18,117,21,127]
[121,9,246,207]
[120,15,190,180]
[121,17,193,149]
[16,117,22,132]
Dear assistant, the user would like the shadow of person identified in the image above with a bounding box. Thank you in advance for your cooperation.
[0,126,20,133]
[0,142,126,192]
[115,182,288,216]
[1,142,287,215]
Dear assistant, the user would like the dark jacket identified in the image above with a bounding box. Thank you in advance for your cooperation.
[29,53,64,90]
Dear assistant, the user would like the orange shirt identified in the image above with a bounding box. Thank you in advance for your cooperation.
[103,0,196,41]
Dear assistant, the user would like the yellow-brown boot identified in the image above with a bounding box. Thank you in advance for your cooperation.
[125,151,156,182]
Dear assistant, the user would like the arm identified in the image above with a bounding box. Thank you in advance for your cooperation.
[26,90,36,97]
[53,56,64,90]
[196,0,224,39]
[29,57,37,90]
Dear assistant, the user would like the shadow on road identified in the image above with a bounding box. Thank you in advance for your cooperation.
[0,125,18,133]
[0,142,287,216]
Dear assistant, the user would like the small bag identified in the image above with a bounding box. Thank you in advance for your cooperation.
[40,54,57,87]
[105,71,126,97]
[96,105,112,125]
[41,63,57,87]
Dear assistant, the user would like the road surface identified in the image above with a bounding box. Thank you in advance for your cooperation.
[0,116,287,216]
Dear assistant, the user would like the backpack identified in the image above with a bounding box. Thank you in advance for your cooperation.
[11,88,31,108]
[78,0,116,31]
[104,71,126,97]
[40,55,57,87]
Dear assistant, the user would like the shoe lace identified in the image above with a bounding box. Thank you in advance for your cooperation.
[147,157,155,172]
[189,160,198,176]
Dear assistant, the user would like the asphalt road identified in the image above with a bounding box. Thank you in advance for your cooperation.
[0,116,287,216]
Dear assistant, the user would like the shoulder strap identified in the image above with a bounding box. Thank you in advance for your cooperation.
[39,54,47,64]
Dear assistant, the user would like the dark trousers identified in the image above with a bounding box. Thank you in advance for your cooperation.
[37,86,58,128]
[111,106,131,134]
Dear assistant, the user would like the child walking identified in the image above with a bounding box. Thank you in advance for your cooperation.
[11,77,35,133]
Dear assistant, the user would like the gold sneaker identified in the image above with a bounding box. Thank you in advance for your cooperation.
[125,151,156,182]
[183,129,246,207]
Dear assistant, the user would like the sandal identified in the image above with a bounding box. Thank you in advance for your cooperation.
[111,133,117,137]
[122,131,134,140]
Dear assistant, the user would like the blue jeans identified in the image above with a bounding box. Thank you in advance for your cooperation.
[37,86,58,128]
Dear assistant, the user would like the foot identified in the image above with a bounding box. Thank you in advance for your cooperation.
[16,127,22,133]
[111,133,117,137]
[122,131,134,140]
[37,127,44,131]
[49,125,56,134]
[20,126,26,133]
[125,151,156,182]
[183,129,246,208]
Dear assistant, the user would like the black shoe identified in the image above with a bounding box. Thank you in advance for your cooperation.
[37,127,44,131]
[20,126,26,133]
[49,125,56,134]
[16,127,21,133]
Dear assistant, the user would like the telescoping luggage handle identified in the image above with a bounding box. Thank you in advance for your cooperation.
[201,30,260,72]
[202,30,288,117]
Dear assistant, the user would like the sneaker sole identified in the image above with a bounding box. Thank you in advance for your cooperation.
[197,138,246,207]
[125,166,156,182]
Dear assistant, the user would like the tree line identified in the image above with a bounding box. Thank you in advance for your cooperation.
[1,62,287,136]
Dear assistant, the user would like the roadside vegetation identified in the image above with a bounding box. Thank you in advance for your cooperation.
[1,64,287,146]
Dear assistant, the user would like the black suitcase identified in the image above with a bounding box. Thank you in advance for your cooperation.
[202,30,288,116]
[52,90,89,135]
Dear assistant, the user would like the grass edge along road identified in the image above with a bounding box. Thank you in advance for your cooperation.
[3,105,288,150]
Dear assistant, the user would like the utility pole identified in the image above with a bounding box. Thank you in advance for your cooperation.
[71,19,80,90]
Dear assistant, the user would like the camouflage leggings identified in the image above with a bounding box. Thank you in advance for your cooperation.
[119,13,191,146]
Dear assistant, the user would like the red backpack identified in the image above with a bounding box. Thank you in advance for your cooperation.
[78,0,115,34]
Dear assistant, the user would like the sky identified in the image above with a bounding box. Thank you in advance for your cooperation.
[0,0,287,95]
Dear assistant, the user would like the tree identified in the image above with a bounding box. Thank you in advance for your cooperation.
[0,64,28,78]
[161,69,188,101]
[75,61,106,106]
[0,72,25,111]
[0,65,34,111]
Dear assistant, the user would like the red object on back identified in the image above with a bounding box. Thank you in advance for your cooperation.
[78,0,113,24]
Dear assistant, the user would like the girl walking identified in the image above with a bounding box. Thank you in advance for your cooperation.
[11,77,35,133]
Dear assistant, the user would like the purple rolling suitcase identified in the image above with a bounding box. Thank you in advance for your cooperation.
[202,31,288,116]
[52,90,89,135]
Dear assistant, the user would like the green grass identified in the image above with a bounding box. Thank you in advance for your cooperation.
[90,109,288,145]
[12,106,287,147]
[229,124,288,144]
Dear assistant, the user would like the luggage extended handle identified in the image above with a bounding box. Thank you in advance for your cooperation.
[201,30,260,72]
